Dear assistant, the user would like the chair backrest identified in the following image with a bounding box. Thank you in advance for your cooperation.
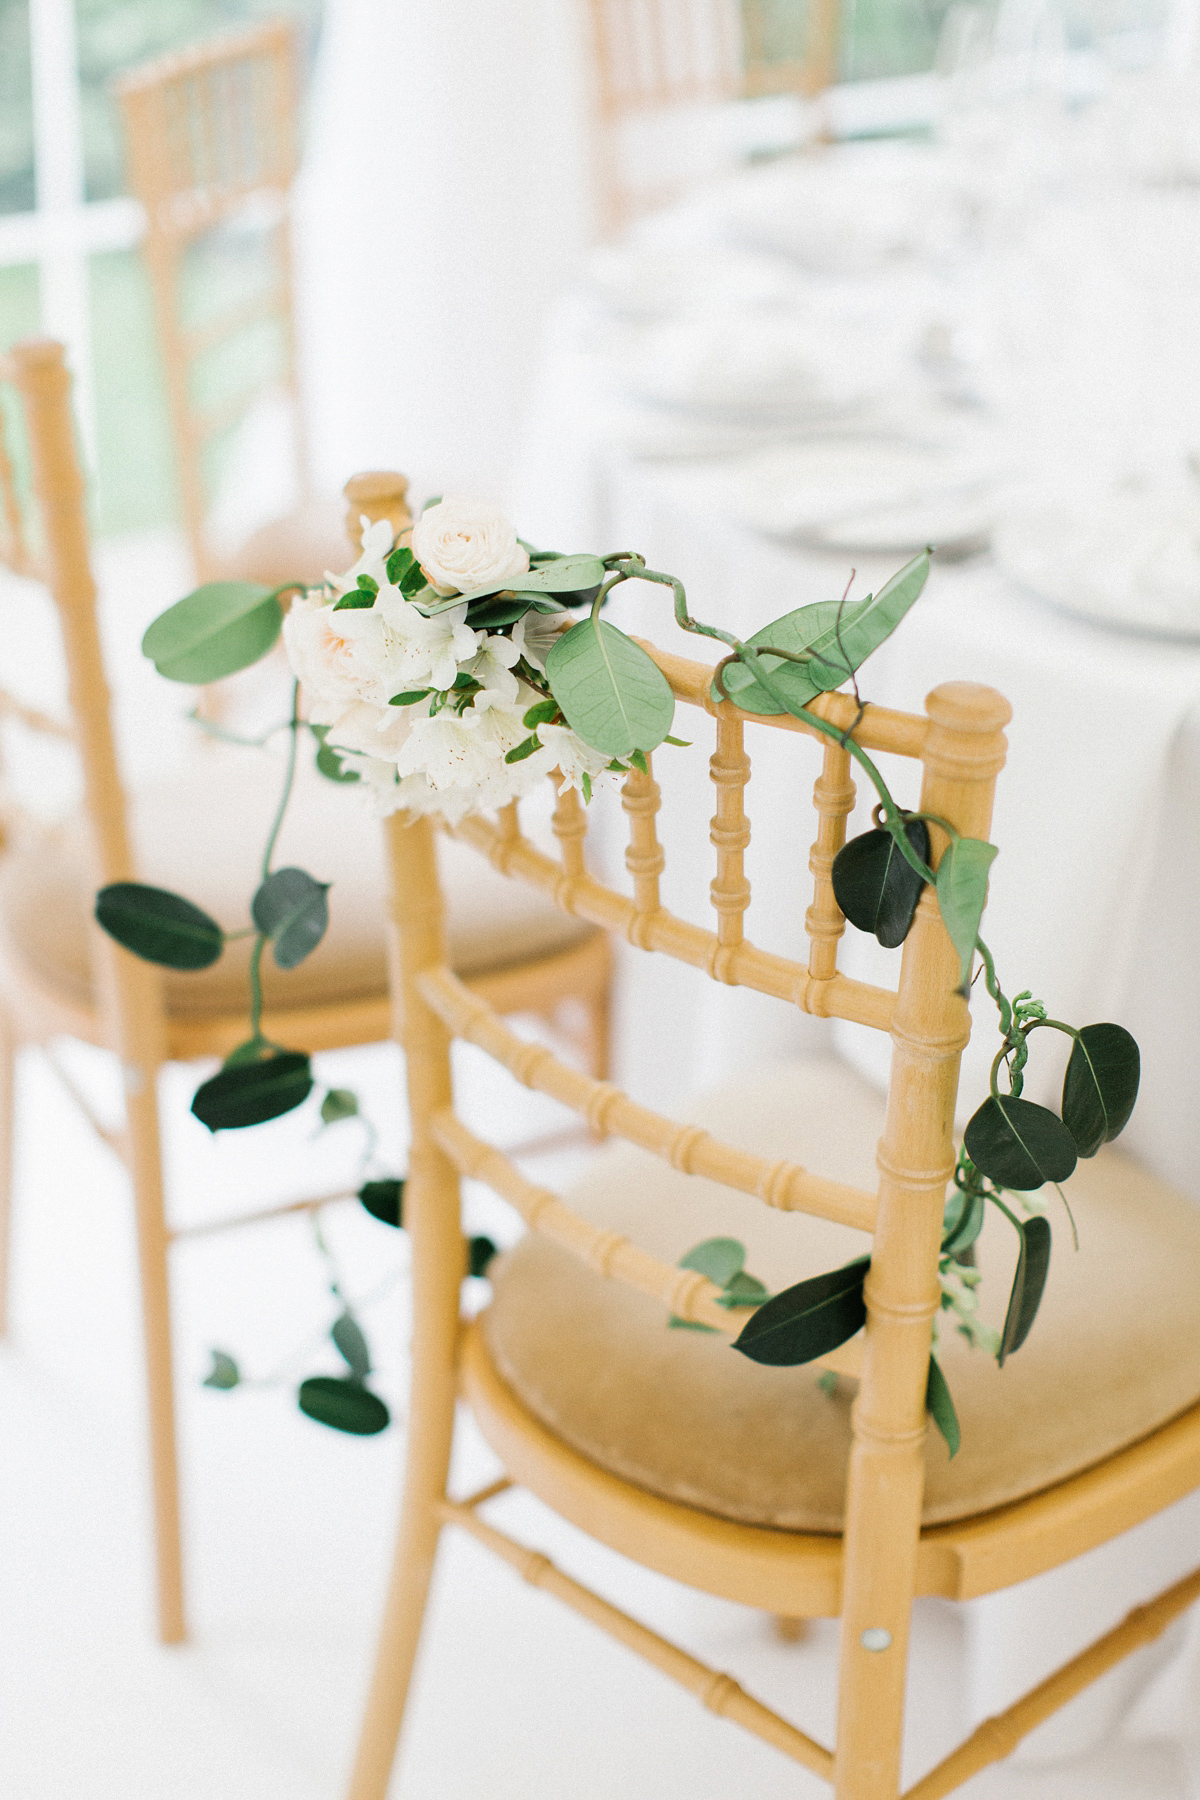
[587,0,841,231]
[114,20,304,581]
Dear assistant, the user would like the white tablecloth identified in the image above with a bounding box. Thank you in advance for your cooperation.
[509,222,1200,1789]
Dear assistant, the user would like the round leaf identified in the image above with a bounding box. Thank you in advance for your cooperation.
[95,882,224,970]
[331,1311,371,1381]
[320,1087,359,1126]
[202,1349,240,1390]
[251,867,330,970]
[359,1178,404,1227]
[963,1096,1078,1190]
[545,617,675,757]
[468,1234,498,1278]
[142,582,282,683]
[832,820,930,948]
[192,1051,313,1131]
[999,1213,1052,1364]
[1062,1023,1140,1157]
[311,726,361,784]
[297,1375,390,1435]
[678,1237,746,1287]
[732,1257,869,1366]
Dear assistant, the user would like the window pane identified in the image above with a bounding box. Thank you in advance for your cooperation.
[89,247,177,534]
[0,0,34,214]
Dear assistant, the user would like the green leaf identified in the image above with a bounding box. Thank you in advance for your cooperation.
[935,837,998,990]
[466,595,535,629]
[679,1237,746,1287]
[95,882,224,970]
[453,555,607,607]
[386,545,416,586]
[192,1051,313,1131]
[717,1270,770,1308]
[545,617,675,757]
[142,581,282,683]
[832,820,930,948]
[468,1234,499,1278]
[251,867,330,970]
[926,1355,960,1457]
[716,551,930,715]
[1062,1023,1140,1157]
[320,1087,359,1125]
[331,1310,371,1381]
[963,1095,1078,1190]
[504,733,542,765]
[310,725,360,783]
[421,494,442,513]
[359,1178,404,1228]
[998,1213,1052,1364]
[388,688,433,707]
[333,586,375,611]
[297,1375,390,1435]
[202,1349,240,1390]
[523,697,560,729]
[941,1186,985,1258]
[222,1036,271,1067]
[732,1257,869,1366]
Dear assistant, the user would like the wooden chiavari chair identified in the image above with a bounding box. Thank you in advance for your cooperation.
[0,345,611,1645]
[114,20,345,590]
[588,0,840,232]
[347,630,1200,1798]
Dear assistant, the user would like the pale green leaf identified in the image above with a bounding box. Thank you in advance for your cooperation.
[142,582,282,683]
[545,617,675,756]
[935,836,998,990]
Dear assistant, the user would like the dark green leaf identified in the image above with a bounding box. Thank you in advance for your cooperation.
[466,595,535,629]
[331,1311,371,1381]
[297,1375,390,1435]
[832,820,930,948]
[679,1237,746,1287]
[359,1178,404,1228]
[935,837,998,990]
[716,551,929,715]
[523,697,560,729]
[333,587,375,611]
[546,618,675,757]
[95,882,224,970]
[963,1096,1078,1191]
[468,1234,498,1278]
[202,1349,240,1390]
[142,581,282,683]
[320,1087,359,1125]
[389,688,433,707]
[941,1186,985,1258]
[251,867,330,970]
[386,545,416,585]
[732,1257,869,1367]
[926,1355,960,1456]
[505,734,541,765]
[452,554,607,607]
[192,1051,313,1131]
[999,1213,1052,1364]
[1062,1023,1140,1157]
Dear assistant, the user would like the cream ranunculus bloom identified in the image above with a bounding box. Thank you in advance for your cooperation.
[412,497,530,596]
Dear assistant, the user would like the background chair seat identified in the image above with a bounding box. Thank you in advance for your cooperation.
[207,494,351,594]
[483,1056,1200,1533]
[0,749,596,1020]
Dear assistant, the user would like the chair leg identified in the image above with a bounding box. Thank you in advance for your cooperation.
[583,980,612,1081]
[0,1010,15,1338]
[125,1070,186,1645]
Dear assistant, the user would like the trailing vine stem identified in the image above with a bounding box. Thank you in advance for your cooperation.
[242,680,302,1054]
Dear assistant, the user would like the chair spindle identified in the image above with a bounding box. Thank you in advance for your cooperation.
[709,708,751,948]
[623,756,665,935]
[806,739,855,983]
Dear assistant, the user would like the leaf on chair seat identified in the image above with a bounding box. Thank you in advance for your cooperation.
[251,867,331,969]
[95,882,224,970]
[297,1375,390,1435]
[963,1096,1077,1191]
[545,617,676,758]
[732,1256,869,1367]
[192,1050,313,1131]
[358,1178,404,1227]
[832,820,930,948]
[998,1213,1052,1365]
[926,1354,960,1457]
[142,582,282,683]
[1061,1023,1141,1157]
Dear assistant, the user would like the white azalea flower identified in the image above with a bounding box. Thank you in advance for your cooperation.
[467,631,522,705]
[512,609,570,671]
[323,697,421,760]
[412,497,529,596]
[325,516,394,594]
[535,722,625,797]
[376,586,478,692]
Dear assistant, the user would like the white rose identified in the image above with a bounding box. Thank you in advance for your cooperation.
[412,497,529,596]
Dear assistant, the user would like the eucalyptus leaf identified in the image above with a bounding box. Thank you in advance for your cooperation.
[832,820,930,948]
[95,882,224,970]
[142,582,282,683]
[320,1087,359,1125]
[679,1237,746,1287]
[465,595,536,629]
[716,551,930,715]
[192,1051,313,1131]
[359,1178,404,1227]
[941,1187,985,1258]
[998,1213,1052,1364]
[935,837,998,990]
[1062,1023,1140,1157]
[732,1256,869,1366]
[717,1270,770,1308]
[468,1234,498,1278]
[310,725,360,783]
[545,617,675,757]
[251,867,330,970]
[453,555,607,606]
[297,1375,389,1435]
[331,1310,371,1381]
[202,1349,240,1390]
[926,1355,960,1457]
[963,1095,1078,1191]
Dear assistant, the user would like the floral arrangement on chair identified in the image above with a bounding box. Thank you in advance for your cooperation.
[95,497,1140,1451]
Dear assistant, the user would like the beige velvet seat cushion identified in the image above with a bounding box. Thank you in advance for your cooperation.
[0,746,594,1018]
[483,1056,1200,1532]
